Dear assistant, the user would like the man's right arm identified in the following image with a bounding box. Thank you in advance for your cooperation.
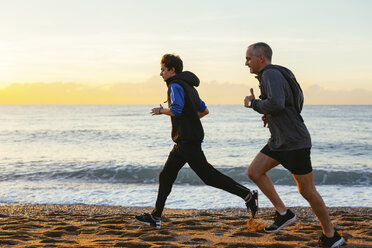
[155,86,209,119]
[198,99,208,118]
[152,84,183,117]
[198,108,209,118]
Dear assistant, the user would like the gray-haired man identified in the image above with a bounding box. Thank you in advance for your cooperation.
[244,42,344,248]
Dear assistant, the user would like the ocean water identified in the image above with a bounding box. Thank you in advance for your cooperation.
[0,105,371,209]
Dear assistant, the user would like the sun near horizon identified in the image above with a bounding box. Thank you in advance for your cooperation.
[0,1,371,105]
[1,80,372,105]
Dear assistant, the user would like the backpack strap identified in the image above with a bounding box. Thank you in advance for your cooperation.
[263,65,304,114]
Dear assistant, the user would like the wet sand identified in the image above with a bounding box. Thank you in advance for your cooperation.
[0,204,370,247]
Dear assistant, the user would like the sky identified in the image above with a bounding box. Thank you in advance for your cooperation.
[0,0,371,104]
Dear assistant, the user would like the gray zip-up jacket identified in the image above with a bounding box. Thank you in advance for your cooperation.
[251,65,312,151]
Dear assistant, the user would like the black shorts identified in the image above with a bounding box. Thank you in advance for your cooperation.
[260,144,312,175]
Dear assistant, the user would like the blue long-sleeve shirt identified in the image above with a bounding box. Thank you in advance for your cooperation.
[169,83,207,117]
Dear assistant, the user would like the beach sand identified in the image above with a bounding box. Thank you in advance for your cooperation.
[0,204,370,247]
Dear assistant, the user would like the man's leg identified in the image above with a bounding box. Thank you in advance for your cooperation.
[151,145,186,218]
[135,145,186,228]
[292,172,335,237]
[185,144,259,217]
[247,152,287,213]
[185,144,251,199]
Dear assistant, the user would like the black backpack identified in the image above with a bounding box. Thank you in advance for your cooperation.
[263,64,304,114]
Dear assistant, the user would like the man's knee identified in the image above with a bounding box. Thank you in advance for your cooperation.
[159,169,170,183]
[299,187,317,201]
[294,173,318,201]
[193,164,221,187]
[247,152,278,182]
[247,165,260,182]
[201,177,213,186]
[199,171,218,186]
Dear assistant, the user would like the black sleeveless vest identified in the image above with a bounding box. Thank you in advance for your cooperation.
[166,71,204,143]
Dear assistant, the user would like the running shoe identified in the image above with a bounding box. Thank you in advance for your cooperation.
[264,209,296,233]
[318,230,345,247]
[245,190,258,218]
[134,213,161,229]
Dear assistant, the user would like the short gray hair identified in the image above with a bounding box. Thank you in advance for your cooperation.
[249,42,272,62]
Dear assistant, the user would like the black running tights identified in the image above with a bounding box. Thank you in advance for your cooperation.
[151,142,250,217]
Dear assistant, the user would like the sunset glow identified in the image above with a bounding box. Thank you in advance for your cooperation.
[0,0,371,104]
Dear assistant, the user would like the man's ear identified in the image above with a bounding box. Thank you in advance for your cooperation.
[259,54,266,63]
[170,67,176,74]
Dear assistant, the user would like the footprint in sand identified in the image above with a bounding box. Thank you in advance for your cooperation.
[184,224,216,231]
[122,231,147,238]
[93,238,118,243]
[101,224,123,230]
[40,236,79,245]
[362,229,372,237]
[274,233,311,241]
[182,237,209,245]
[99,230,126,235]
[140,233,176,241]
[79,228,96,234]
[19,223,44,229]
[126,223,145,230]
[0,240,19,246]
[0,231,34,241]
[40,238,61,243]
[170,219,199,225]
[100,219,126,224]
[52,226,80,236]
[1,225,21,230]
[93,239,118,246]
[215,242,266,248]
[114,241,151,248]
[80,223,99,227]
[152,242,181,248]
[217,216,242,221]
[228,220,248,226]
[43,231,64,238]
[265,243,297,248]
[230,230,264,237]
[158,229,171,235]
[52,221,68,226]
[85,217,104,222]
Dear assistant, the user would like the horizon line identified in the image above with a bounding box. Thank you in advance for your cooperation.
[1,104,371,106]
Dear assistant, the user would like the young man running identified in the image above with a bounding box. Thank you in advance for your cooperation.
[244,42,344,248]
[135,54,258,229]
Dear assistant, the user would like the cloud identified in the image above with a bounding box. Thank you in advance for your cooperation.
[0,78,166,105]
[304,85,372,105]
[199,82,372,105]
[0,81,371,105]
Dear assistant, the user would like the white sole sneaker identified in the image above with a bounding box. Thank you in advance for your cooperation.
[330,237,345,248]
[265,215,297,233]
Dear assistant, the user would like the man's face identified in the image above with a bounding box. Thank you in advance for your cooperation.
[160,64,176,81]
[245,47,262,75]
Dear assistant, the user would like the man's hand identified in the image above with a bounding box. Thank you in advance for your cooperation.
[151,104,163,115]
[262,114,269,128]
[244,88,255,108]
[198,108,209,119]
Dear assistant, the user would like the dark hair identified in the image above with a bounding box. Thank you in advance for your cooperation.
[249,42,272,62]
[161,54,183,74]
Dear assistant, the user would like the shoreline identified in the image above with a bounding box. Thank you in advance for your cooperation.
[0,204,371,247]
